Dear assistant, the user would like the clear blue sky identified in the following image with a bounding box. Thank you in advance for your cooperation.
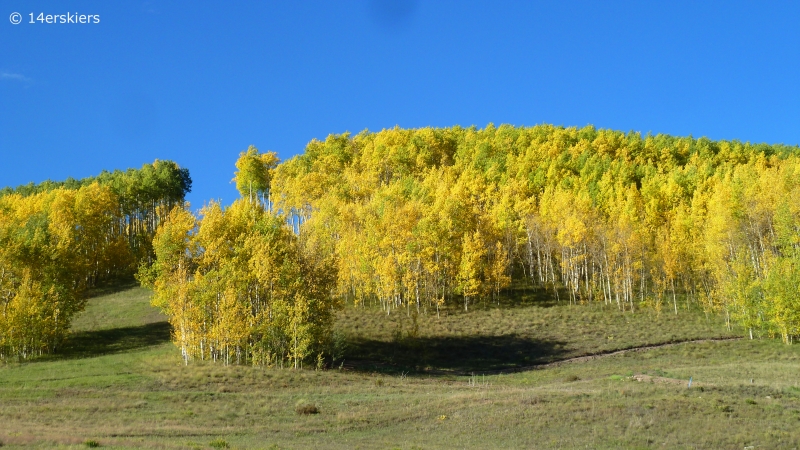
[2,1,799,208]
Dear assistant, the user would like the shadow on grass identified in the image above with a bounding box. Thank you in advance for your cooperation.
[343,334,567,375]
[463,285,561,311]
[49,321,171,360]
[85,277,140,298]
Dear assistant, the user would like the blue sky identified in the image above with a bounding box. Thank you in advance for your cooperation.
[2,1,799,208]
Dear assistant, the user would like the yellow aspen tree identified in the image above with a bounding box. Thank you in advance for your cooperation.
[457,230,486,311]
[234,145,279,208]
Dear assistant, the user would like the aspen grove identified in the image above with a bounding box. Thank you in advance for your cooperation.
[272,125,800,344]
[141,147,339,367]
[0,160,191,359]
[5,124,800,363]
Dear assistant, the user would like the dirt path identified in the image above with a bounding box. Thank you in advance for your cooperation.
[470,336,743,376]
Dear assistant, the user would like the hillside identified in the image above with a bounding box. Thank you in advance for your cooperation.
[1,284,799,449]
[272,125,800,343]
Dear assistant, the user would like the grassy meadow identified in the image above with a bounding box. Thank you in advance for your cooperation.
[1,285,800,449]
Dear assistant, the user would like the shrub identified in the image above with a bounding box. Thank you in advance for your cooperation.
[209,439,229,449]
[296,403,320,415]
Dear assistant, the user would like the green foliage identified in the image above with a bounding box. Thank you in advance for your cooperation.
[147,182,340,366]
[1,159,192,266]
[273,124,800,342]
[209,439,229,449]
[0,160,191,360]
[0,184,131,359]
[233,145,279,207]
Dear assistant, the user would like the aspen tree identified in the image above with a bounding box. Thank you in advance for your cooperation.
[264,124,800,342]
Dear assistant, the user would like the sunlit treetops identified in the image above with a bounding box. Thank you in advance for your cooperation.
[273,124,800,342]
[0,183,131,358]
[142,148,340,367]
[4,125,800,364]
[1,160,191,263]
[0,160,191,360]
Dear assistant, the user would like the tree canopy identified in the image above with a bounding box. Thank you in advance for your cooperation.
[143,147,340,366]
[0,160,192,360]
[273,125,800,343]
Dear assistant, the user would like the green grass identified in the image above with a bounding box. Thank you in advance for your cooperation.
[73,279,166,331]
[338,289,737,373]
[47,281,171,361]
[1,285,799,449]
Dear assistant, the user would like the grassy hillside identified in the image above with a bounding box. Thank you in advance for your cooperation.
[337,289,738,374]
[1,285,799,449]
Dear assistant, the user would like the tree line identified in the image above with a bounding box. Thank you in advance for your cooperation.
[0,160,191,359]
[141,147,339,367]
[5,125,799,364]
[1,160,192,263]
[272,125,800,343]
